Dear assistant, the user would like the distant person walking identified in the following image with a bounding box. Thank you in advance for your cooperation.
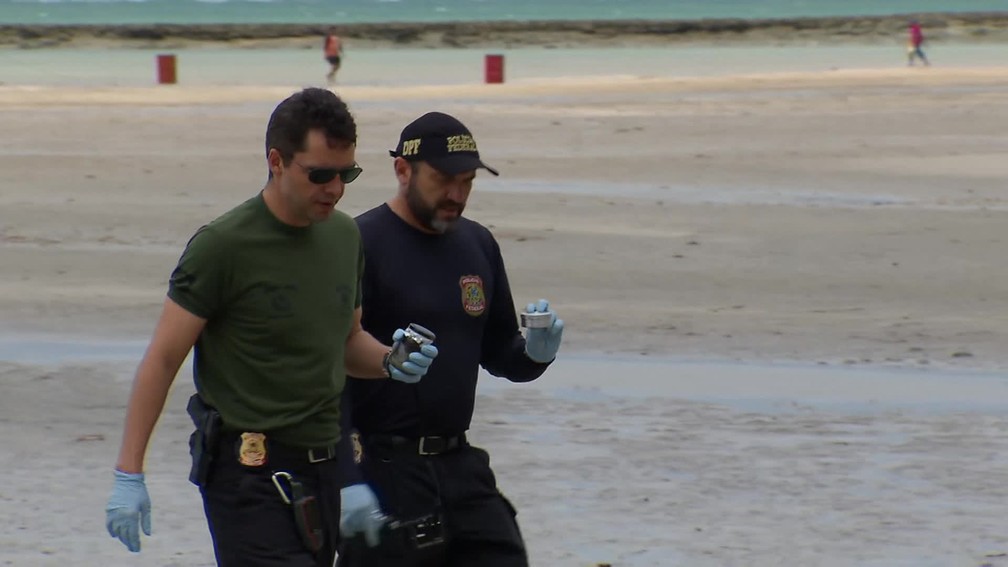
[907,21,929,66]
[324,27,344,84]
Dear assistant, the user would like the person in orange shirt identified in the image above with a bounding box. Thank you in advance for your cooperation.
[324,27,344,84]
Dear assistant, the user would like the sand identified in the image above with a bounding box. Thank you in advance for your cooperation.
[1,48,1007,566]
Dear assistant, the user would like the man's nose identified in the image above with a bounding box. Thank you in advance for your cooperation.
[446,183,467,201]
[323,179,345,194]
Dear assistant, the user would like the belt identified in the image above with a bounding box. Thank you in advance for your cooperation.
[364,433,467,456]
[220,430,339,465]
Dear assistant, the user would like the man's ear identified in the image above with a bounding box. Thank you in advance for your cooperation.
[393,157,413,186]
[267,148,285,178]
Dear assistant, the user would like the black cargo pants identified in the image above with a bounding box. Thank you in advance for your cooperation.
[338,434,527,567]
[199,431,343,567]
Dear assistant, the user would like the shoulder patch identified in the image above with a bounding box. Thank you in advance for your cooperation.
[459,275,486,316]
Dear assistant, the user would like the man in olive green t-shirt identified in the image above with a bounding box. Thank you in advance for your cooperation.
[103,88,438,566]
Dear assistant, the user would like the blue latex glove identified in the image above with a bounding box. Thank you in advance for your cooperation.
[387,328,438,384]
[524,299,564,363]
[340,483,386,547]
[105,470,152,553]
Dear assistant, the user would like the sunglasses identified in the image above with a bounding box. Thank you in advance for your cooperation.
[295,162,363,185]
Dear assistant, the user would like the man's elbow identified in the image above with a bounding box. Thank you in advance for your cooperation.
[139,343,191,385]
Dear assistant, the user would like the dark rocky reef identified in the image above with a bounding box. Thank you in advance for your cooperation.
[2,13,1007,49]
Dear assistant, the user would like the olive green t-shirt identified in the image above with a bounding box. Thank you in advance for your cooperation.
[168,193,362,447]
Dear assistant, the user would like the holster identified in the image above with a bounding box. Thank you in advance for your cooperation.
[186,393,222,487]
[290,479,325,554]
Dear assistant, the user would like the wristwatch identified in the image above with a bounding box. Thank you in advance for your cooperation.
[381,350,392,378]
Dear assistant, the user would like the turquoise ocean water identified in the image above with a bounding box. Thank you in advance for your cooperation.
[0,0,1005,25]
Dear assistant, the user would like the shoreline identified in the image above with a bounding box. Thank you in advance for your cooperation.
[3,67,1008,105]
[2,12,1008,49]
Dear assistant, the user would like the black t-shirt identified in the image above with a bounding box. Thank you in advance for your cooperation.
[349,204,549,436]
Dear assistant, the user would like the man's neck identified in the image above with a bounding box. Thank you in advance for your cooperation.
[262,183,308,227]
[387,196,436,234]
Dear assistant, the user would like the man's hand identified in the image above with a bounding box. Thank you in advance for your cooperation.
[340,484,386,547]
[524,299,564,363]
[105,470,152,552]
[386,328,438,384]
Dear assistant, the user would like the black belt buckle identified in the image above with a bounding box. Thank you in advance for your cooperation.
[307,445,335,463]
[417,437,442,456]
[417,436,458,456]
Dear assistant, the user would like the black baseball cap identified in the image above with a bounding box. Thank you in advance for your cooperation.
[389,112,499,176]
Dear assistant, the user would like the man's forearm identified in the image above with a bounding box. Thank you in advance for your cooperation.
[344,329,390,379]
[115,357,179,473]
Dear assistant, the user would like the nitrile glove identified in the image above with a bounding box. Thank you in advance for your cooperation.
[105,470,152,552]
[524,298,564,363]
[340,483,386,547]
[387,328,438,384]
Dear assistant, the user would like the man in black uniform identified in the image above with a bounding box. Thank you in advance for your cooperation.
[341,111,565,566]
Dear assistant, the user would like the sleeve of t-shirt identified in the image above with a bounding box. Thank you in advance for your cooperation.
[167,226,229,320]
[480,233,551,382]
[354,239,364,309]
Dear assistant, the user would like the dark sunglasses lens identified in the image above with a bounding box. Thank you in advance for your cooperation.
[307,169,338,184]
[340,166,363,184]
[307,166,361,184]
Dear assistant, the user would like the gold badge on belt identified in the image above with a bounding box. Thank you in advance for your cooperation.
[351,432,363,464]
[238,432,268,467]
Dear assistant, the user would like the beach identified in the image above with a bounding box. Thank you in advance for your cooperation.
[2,43,1008,566]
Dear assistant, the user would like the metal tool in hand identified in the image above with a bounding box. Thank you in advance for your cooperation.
[520,311,552,328]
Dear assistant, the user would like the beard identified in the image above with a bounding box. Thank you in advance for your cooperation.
[405,177,464,234]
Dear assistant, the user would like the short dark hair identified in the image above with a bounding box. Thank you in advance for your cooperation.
[265,88,357,176]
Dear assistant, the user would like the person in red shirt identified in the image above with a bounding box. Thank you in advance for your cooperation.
[324,27,344,84]
[907,21,929,66]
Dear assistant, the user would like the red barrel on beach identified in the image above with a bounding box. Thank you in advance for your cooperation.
[485,54,504,84]
[157,54,177,84]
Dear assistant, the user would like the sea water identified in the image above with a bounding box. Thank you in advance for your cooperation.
[0,0,1005,26]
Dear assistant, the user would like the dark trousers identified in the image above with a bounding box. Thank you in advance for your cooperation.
[908,45,929,65]
[341,437,527,567]
[200,433,342,567]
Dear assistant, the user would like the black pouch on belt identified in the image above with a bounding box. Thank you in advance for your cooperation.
[336,515,443,567]
[293,482,324,553]
[274,473,324,554]
[186,393,222,487]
